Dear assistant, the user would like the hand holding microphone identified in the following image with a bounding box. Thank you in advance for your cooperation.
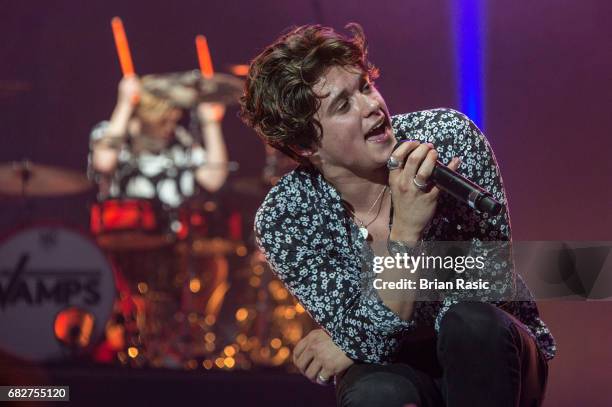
[389,140,503,215]
[387,140,503,242]
[388,141,461,242]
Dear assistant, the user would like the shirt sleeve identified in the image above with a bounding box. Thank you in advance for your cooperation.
[426,109,516,331]
[393,109,555,360]
[254,189,416,363]
[89,121,110,147]
[87,121,110,180]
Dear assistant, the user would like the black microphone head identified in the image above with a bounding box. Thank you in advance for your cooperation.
[478,195,504,216]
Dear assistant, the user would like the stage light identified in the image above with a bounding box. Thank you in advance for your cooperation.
[270,338,282,349]
[249,276,261,287]
[54,306,95,349]
[189,278,201,293]
[127,347,139,358]
[278,347,290,359]
[215,358,225,368]
[452,0,486,128]
[253,265,265,275]
[235,308,249,321]
[284,308,296,319]
[188,313,198,324]
[236,246,248,257]
[224,357,235,368]
[137,282,148,294]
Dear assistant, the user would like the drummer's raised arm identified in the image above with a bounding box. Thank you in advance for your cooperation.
[91,77,140,174]
[194,102,228,192]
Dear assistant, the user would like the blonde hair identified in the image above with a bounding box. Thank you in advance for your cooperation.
[136,90,176,123]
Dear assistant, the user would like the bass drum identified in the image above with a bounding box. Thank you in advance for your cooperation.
[0,225,115,362]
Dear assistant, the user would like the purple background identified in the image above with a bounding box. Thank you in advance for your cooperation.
[1,1,611,405]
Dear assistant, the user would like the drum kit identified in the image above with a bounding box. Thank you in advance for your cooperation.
[0,71,314,371]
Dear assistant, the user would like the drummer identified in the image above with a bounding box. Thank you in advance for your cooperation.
[88,75,228,207]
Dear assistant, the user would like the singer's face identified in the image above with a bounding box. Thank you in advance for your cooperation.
[309,66,395,176]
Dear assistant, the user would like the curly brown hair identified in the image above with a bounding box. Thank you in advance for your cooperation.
[239,24,379,163]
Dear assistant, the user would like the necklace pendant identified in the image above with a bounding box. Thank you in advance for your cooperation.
[358,226,369,240]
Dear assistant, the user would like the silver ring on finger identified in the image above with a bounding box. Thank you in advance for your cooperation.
[317,374,331,385]
[386,156,403,171]
[413,177,431,191]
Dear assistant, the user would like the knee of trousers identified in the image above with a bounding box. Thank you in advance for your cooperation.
[338,371,421,407]
[437,302,516,354]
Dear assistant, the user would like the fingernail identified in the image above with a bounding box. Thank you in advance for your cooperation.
[427,143,434,148]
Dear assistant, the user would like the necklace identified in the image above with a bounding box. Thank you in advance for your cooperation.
[344,185,388,240]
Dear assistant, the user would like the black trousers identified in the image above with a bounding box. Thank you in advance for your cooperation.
[335,302,549,407]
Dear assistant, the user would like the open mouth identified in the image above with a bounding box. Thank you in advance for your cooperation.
[365,117,389,143]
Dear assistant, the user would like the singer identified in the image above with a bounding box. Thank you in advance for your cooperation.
[240,24,555,406]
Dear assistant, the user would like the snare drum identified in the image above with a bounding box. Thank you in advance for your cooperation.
[90,199,180,250]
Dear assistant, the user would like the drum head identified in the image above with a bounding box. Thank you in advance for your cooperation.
[0,226,115,362]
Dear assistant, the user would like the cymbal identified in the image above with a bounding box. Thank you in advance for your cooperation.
[141,70,244,108]
[0,161,92,197]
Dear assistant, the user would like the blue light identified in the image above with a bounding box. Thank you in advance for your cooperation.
[452,0,485,129]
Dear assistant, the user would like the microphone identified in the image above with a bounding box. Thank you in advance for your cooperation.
[393,142,503,216]
[431,163,503,216]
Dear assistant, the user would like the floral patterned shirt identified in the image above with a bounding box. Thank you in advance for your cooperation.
[254,108,556,364]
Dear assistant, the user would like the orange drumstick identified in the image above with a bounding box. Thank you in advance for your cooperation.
[111,17,135,76]
[195,35,214,79]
